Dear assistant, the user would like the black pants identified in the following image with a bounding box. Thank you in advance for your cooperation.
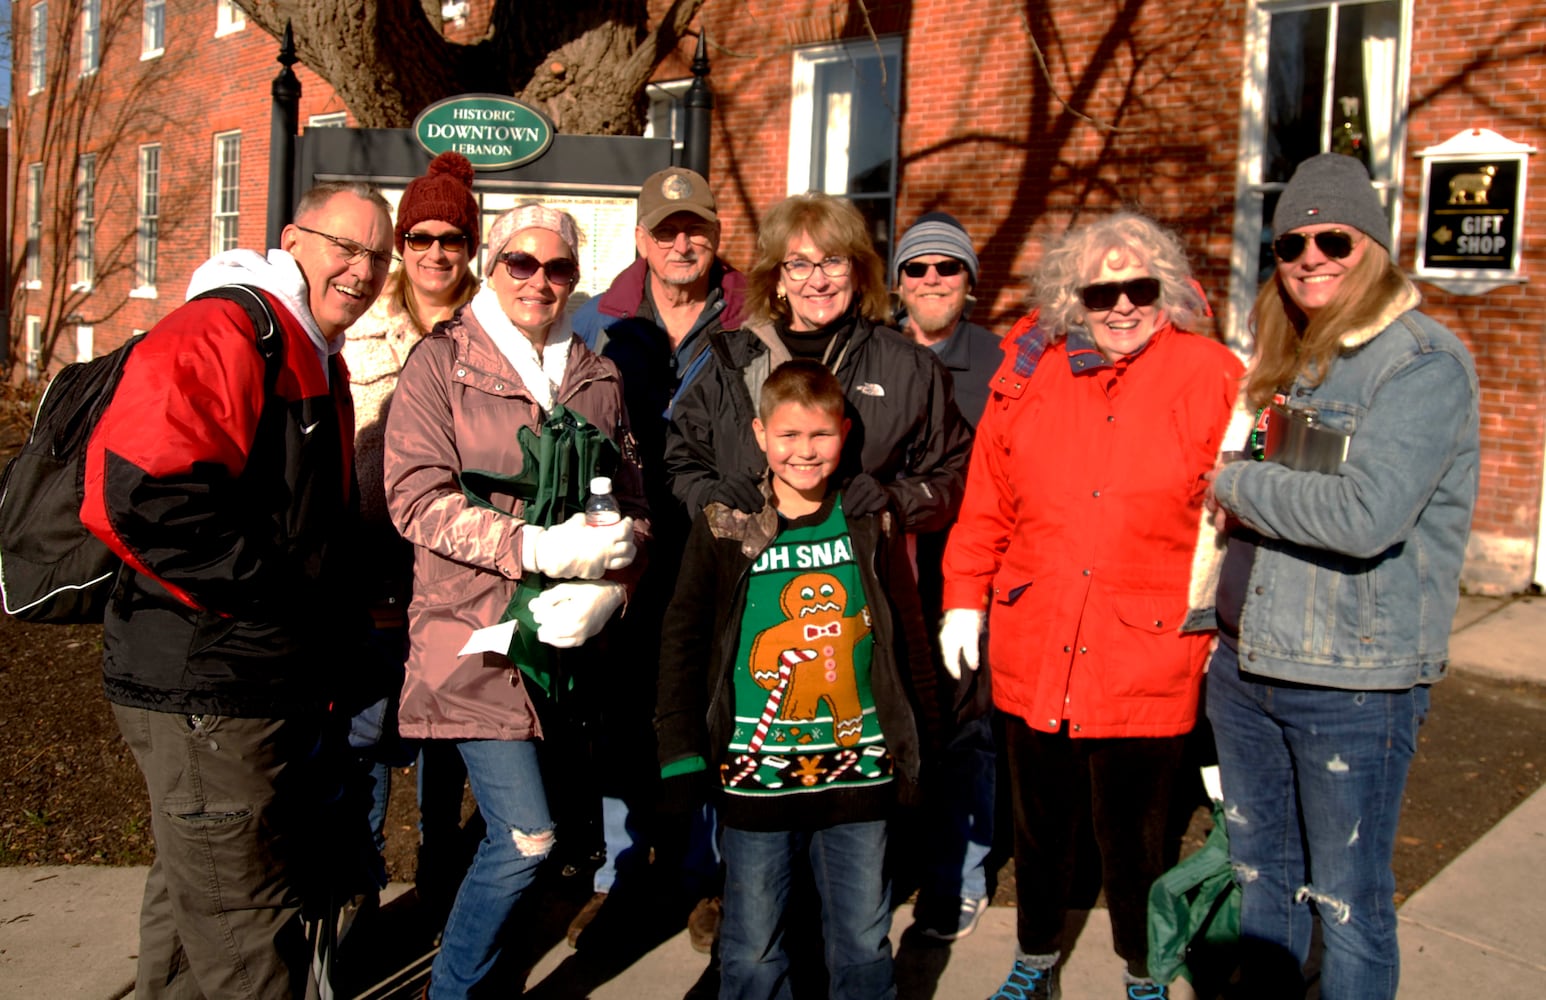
[1003,714,1185,977]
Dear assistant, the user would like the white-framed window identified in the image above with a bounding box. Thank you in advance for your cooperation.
[212,131,241,254]
[75,326,95,363]
[142,0,165,57]
[1227,0,1409,348]
[216,0,246,37]
[307,112,348,128]
[26,164,44,287]
[25,317,43,380]
[29,2,47,95]
[74,154,97,289]
[80,0,100,76]
[135,145,161,293]
[645,79,692,155]
[787,37,903,262]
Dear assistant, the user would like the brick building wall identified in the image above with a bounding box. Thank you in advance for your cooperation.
[1401,6,1546,592]
[6,0,350,371]
[683,0,1545,593]
[9,0,1543,592]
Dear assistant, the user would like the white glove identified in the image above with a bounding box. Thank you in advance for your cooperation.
[529,580,625,648]
[939,608,985,680]
[520,513,636,580]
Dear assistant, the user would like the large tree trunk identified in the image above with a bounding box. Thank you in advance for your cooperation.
[238,0,705,132]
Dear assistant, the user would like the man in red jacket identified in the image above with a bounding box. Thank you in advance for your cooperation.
[82,183,392,1000]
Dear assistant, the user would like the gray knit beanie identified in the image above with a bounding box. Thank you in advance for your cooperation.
[1272,153,1392,254]
[894,211,979,284]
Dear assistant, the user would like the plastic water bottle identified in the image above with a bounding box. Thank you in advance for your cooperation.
[585,476,622,527]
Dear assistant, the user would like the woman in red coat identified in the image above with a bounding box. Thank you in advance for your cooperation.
[940,212,1242,1000]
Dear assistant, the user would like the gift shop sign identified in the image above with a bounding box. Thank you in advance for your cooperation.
[1415,128,1534,287]
[413,95,555,171]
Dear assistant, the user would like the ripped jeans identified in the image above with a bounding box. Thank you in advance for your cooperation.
[1206,641,1428,1000]
[430,738,554,999]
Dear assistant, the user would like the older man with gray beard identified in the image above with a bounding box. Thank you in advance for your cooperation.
[892,210,1003,943]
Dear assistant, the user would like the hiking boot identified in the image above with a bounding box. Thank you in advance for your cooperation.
[1125,981,1169,999]
[988,959,1060,1000]
[916,895,989,942]
[566,891,608,948]
[687,896,723,954]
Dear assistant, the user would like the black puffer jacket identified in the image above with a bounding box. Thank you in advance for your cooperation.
[664,315,973,535]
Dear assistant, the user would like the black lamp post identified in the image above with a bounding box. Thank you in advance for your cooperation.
[681,31,713,179]
[266,23,301,251]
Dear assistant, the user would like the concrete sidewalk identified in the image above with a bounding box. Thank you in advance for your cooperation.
[2,594,1542,998]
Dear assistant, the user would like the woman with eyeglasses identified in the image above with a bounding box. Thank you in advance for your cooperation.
[940,212,1242,1000]
[1202,154,1479,1000]
[659,192,969,992]
[665,192,971,530]
[341,151,484,930]
[383,201,648,999]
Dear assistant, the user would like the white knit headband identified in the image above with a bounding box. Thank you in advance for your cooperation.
[484,202,584,271]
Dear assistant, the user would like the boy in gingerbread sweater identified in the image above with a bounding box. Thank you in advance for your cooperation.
[656,359,935,999]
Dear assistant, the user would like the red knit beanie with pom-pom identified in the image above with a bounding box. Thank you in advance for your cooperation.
[394,152,479,255]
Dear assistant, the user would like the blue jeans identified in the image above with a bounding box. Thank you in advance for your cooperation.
[1206,642,1428,1000]
[598,795,721,896]
[595,794,648,893]
[429,739,554,999]
[720,820,895,1000]
[917,714,995,906]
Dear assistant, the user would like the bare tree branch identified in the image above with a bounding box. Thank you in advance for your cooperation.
[238,0,707,133]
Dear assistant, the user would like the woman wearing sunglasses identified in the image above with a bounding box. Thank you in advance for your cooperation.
[941,212,1242,1000]
[383,202,648,999]
[342,151,485,931]
[1203,154,1479,999]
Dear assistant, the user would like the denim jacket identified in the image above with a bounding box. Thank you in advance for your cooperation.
[1207,286,1480,690]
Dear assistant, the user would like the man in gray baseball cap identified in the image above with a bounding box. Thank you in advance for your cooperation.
[568,166,747,954]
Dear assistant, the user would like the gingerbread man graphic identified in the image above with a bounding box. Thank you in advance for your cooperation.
[747,572,872,747]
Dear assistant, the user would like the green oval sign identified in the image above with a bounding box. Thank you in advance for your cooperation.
[413,94,555,171]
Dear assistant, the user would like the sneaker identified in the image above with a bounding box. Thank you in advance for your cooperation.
[917,895,990,942]
[687,895,723,954]
[566,891,608,948]
[1125,982,1169,999]
[988,959,1060,1000]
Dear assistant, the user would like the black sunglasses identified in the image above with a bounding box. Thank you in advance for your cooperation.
[499,250,580,287]
[404,231,470,254]
[1080,277,1161,311]
[1273,229,1357,263]
[900,259,966,279]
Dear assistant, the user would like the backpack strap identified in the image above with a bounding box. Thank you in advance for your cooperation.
[189,285,283,391]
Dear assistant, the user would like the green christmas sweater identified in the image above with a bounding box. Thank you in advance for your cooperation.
[717,498,894,826]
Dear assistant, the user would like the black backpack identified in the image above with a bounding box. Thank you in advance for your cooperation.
[0,286,282,623]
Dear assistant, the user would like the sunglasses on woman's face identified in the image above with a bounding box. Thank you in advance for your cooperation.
[900,259,967,280]
[1079,277,1161,311]
[403,231,470,254]
[1273,230,1357,263]
[499,250,580,287]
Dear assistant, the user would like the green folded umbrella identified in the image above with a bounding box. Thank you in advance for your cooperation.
[458,403,620,698]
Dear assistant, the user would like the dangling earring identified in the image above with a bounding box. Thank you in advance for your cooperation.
[777,287,788,303]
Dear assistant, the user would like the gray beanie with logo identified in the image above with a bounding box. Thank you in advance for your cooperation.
[894,212,979,284]
[1272,153,1393,254]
